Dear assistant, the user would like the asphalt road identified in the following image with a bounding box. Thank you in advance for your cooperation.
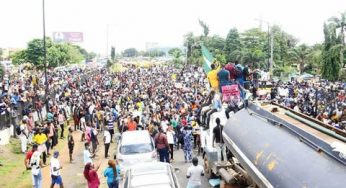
[40,130,211,188]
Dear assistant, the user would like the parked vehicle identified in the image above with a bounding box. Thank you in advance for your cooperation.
[122,162,180,188]
[117,130,157,172]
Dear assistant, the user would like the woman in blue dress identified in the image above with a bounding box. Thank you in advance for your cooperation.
[182,126,193,163]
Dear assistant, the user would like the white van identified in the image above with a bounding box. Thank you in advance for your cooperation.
[117,130,157,172]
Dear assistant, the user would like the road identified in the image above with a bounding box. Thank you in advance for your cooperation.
[41,130,211,188]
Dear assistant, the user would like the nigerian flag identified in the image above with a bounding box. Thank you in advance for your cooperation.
[201,44,214,72]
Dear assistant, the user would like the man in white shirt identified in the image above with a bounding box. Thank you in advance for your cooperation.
[104,128,111,158]
[50,151,63,188]
[161,118,169,133]
[83,142,93,165]
[186,157,204,188]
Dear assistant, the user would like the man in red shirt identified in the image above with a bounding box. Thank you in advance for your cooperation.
[225,62,237,80]
[24,144,38,170]
[127,117,137,131]
[154,127,170,163]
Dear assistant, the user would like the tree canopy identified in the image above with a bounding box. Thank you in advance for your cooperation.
[11,38,86,69]
[122,48,138,57]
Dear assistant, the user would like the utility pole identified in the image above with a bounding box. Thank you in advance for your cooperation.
[42,0,49,109]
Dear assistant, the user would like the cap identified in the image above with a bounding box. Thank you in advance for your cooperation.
[53,151,60,158]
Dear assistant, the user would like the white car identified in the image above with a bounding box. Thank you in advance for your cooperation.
[122,162,181,188]
[117,130,157,172]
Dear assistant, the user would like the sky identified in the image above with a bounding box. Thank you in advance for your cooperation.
[0,0,346,55]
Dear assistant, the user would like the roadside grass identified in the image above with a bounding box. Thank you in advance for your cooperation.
[0,119,72,188]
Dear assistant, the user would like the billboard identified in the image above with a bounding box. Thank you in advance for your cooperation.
[53,32,83,43]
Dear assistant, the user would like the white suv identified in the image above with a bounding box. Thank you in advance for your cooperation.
[117,130,157,172]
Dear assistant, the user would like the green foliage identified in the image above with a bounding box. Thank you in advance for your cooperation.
[168,48,182,56]
[289,44,311,74]
[10,38,84,69]
[122,48,138,57]
[169,48,183,65]
[321,21,345,81]
[11,50,27,65]
[240,28,267,66]
[224,28,241,62]
[73,45,96,62]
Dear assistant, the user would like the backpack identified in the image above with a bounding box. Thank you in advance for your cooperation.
[16,125,22,135]
[90,129,96,140]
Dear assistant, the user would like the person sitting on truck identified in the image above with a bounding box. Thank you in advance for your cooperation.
[205,93,222,127]
[213,118,226,161]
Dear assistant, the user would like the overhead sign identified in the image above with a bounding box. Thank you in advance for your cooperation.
[53,32,83,43]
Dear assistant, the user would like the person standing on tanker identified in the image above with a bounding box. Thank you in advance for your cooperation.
[207,63,220,92]
[217,64,231,92]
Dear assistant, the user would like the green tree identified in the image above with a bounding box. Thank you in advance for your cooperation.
[305,44,323,74]
[0,48,3,61]
[328,11,346,71]
[171,49,183,65]
[289,44,311,74]
[11,38,83,68]
[122,48,138,57]
[328,11,346,45]
[168,48,182,56]
[111,46,116,61]
[11,50,28,65]
[240,28,267,66]
[26,38,53,68]
[224,28,242,62]
[321,23,341,81]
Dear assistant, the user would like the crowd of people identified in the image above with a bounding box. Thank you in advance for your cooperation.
[9,58,346,188]
[15,63,215,188]
[270,81,346,131]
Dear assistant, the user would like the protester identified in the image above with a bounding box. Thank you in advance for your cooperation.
[213,118,226,161]
[182,126,193,163]
[67,127,74,163]
[33,128,48,165]
[19,118,29,153]
[84,142,93,165]
[30,148,43,188]
[154,127,170,163]
[166,125,175,161]
[186,157,204,188]
[84,162,100,188]
[103,160,120,188]
[50,151,64,188]
[104,127,111,158]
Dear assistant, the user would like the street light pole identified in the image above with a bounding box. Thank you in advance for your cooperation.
[42,0,49,109]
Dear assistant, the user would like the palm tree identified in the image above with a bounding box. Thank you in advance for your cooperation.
[329,11,346,45]
[329,13,346,68]
[289,44,311,74]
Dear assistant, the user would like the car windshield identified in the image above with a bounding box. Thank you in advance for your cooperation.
[120,143,153,154]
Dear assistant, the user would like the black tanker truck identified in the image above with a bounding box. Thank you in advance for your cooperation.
[204,102,346,188]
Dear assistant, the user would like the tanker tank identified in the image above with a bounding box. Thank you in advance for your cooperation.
[223,103,346,188]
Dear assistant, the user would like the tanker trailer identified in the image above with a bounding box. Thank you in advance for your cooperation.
[221,103,346,188]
